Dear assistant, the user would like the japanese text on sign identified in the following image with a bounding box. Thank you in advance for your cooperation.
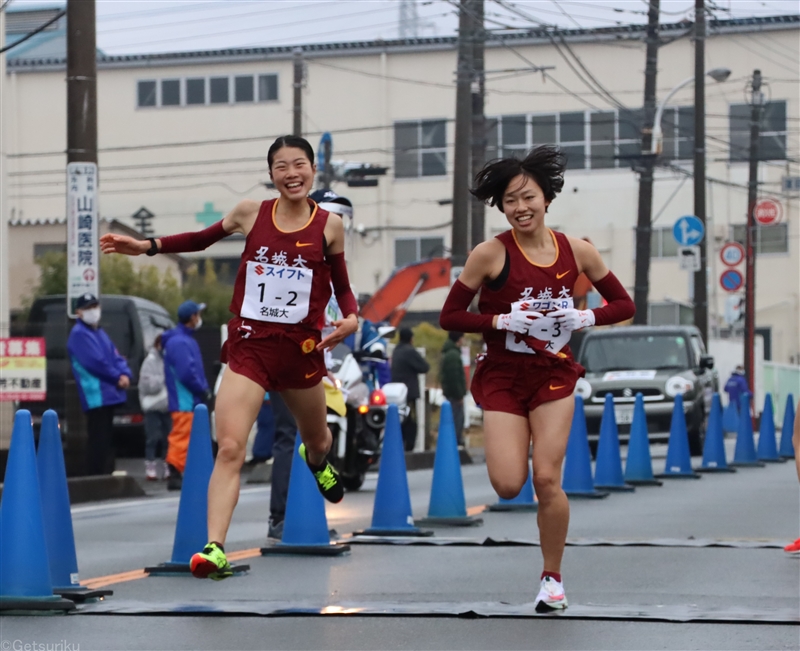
[0,338,47,401]
[67,162,99,317]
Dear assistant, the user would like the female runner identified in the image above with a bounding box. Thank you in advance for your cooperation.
[440,145,635,610]
[100,136,358,579]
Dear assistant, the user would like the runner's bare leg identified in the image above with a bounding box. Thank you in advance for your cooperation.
[483,410,531,498]
[281,382,332,467]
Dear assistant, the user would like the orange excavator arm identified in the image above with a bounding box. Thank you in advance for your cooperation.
[360,258,452,327]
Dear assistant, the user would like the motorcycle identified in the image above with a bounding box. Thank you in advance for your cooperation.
[325,336,408,491]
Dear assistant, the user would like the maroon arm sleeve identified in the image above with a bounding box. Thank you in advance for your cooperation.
[591,271,635,326]
[327,252,358,318]
[158,220,228,254]
[440,279,495,333]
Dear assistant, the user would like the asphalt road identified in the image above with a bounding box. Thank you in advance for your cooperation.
[2,446,799,651]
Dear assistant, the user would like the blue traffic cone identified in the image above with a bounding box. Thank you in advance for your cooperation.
[487,467,538,512]
[594,394,635,491]
[722,399,739,434]
[417,402,482,526]
[0,411,73,612]
[698,394,735,473]
[757,394,784,463]
[562,396,608,499]
[624,393,662,485]
[779,394,796,458]
[146,405,249,575]
[732,393,764,467]
[356,404,432,537]
[261,435,350,555]
[656,394,701,479]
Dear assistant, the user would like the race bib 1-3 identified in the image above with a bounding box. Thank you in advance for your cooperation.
[504,297,573,355]
[240,261,313,324]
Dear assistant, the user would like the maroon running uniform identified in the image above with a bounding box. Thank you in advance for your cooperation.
[472,229,585,416]
[222,199,332,391]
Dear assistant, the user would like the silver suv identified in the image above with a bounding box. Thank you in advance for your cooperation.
[575,325,718,456]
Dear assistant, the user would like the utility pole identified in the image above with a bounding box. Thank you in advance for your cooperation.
[632,0,660,324]
[451,0,474,267]
[65,0,98,475]
[693,0,709,343]
[744,69,764,394]
[293,47,303,137]
[469,0,486,249]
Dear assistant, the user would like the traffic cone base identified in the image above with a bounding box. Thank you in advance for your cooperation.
[145,561,251,576]
[260,543,350,556]
[421,402,482,527]
[486,502,538,512]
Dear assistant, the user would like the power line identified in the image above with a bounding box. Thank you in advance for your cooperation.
[0,9,65,54]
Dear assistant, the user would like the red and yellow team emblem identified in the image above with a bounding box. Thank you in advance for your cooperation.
[301,338,316,354]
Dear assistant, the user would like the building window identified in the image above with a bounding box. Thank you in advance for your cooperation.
[33,243,67,258]
[729,101,787,161]
[394,236,445,267]
[235,76,254,103]
[731,223,788,254]
[394,120,447,178]
[186,78,206,105]
[209,77,229,104]
[258,74,278,101]
[590,111,616,170]
[650,227,679,258]
[161,79,180,106]
[661,106,694,161]
[137,80,156,107]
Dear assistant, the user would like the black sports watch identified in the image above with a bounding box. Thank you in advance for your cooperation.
[145,237,159,257]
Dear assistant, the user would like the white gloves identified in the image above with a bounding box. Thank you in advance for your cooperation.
[550,308,595,332]
[495,302,543,334]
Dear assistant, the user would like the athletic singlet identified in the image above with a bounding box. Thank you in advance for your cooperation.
[229,199,332,332]
[479,229,580,359]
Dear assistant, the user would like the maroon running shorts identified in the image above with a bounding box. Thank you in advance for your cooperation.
[221,322,326,392]
[470,352,584,417]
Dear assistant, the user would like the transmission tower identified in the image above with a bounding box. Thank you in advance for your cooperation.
[399,0,421,38]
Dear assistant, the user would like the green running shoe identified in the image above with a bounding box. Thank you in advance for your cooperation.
[299,443,344,503]
[190,542,233,581]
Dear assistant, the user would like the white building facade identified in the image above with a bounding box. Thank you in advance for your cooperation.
[3,8,799,361]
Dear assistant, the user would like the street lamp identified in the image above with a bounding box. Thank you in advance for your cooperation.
[651,68,731,154]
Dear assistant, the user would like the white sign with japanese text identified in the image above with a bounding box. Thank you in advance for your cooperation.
[0,338,47,401]
[67,162,99,317]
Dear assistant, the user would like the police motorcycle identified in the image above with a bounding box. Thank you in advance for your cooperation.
[324,322,408,491]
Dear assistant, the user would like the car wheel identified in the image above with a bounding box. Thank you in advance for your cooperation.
[342,472,365,492]
[688,402,706,457]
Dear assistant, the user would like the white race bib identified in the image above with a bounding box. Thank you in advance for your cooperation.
[240,261,313,324]
[504,297,573,355]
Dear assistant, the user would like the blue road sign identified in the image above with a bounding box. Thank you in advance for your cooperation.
[673,215,705,246]
[720,269,744,293]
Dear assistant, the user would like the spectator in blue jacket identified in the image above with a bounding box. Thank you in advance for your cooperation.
[162,300,210,490]
[67,293,132,475]
[724,365,750,412]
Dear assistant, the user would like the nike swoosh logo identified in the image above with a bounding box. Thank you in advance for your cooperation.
[549,384,566,391]
[305,371,319,379]
[556,270,570,279]
[296,241,313,247]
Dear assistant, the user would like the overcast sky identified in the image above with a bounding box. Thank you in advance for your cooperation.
[27,0,800,56]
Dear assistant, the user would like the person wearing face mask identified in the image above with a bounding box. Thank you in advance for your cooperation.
[66,293,132,475]
[161,300,211,490]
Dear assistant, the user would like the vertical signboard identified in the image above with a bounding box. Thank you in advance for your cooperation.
[67,162,99,317]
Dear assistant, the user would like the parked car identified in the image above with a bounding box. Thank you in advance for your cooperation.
[575,325,718,456]
[20,294,174,455]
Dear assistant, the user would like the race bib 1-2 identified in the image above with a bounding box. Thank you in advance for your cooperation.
[240,261,313,324]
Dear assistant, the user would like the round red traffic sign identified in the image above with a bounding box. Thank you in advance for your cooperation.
[754,198,783,226]
[720,269,744,292]
[719,242,745,267]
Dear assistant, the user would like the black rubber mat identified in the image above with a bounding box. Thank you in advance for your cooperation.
[344,536,788,549]
[73,599,799,624]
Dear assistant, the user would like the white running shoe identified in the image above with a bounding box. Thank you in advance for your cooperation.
[535,576,568,612]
